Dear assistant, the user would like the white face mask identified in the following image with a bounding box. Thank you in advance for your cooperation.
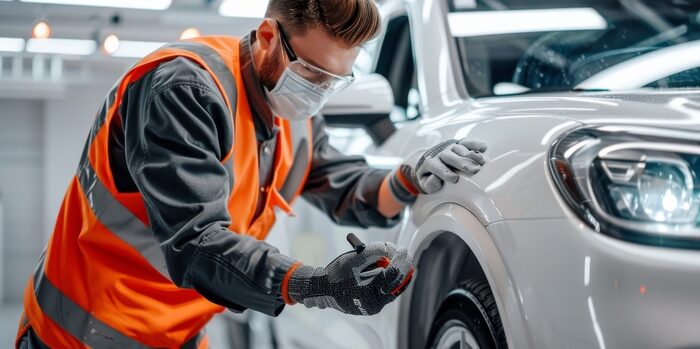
[265,67,333,121]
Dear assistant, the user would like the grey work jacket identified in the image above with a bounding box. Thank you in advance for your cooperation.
[109,32,400,316]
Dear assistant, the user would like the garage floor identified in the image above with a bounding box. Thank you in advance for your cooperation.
[0,302,232,348]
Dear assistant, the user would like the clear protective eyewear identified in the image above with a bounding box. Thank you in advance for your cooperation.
[277,21,355,93]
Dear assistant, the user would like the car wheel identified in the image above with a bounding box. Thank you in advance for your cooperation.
[427,278,507,349]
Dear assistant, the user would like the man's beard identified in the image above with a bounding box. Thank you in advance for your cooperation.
[259,44,281,91]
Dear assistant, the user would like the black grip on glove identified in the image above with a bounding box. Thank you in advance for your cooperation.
[285,235,414,316]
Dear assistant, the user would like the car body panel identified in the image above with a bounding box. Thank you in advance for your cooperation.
[407,0,470,114]
[407,114,579,224]
[489,218,700,349]
[474,90,700,131]
[262,0,700,348]
[397,203,532,349]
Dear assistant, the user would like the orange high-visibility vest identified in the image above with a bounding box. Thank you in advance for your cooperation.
[18,36,313,348]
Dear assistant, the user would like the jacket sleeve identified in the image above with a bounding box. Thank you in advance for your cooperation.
[301,115,401,228]
[122,57,294,316]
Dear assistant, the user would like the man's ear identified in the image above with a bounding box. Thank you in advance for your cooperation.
[256,18,277,50]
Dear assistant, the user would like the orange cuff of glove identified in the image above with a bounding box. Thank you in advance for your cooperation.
[282,261,303,305]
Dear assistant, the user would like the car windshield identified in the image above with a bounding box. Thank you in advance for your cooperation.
[448,0,700,97]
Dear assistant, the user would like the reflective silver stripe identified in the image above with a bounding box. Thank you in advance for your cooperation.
[162,41,237,114]
[77,84,118,175]
[77,161,171,281]
[223,156,234,192]
[19,312,29,329]
[33,253,151,348]
[279,119,311,202]
[73,41,240,279]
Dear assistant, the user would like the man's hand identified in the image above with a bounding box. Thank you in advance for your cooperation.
[387,138,487,203]
[283,236,414,316]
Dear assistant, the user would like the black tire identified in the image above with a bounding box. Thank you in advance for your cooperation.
[427,278,508,349]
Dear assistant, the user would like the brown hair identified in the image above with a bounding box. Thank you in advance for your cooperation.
[266,0,381,47]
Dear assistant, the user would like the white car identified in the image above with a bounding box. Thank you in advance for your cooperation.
[226,1,700,348]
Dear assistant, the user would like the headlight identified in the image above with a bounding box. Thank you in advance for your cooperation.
[549,126,700,248]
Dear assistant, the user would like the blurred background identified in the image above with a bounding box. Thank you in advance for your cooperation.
[0,0,315,346]
[5,0,700,347]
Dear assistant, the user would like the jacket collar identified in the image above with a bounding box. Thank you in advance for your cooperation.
[239,31,277,141]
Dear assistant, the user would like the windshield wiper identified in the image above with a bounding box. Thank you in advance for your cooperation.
[572,87,611,92]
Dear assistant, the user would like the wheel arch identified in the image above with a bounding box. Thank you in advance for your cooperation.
[397,203,531,349]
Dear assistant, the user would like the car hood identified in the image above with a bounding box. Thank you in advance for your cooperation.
[473,89,700,132]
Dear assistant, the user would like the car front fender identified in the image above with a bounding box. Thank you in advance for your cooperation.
[397,203,533,349]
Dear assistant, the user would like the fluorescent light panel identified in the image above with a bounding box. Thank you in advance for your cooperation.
[26,38,96,55]
[111,40,166,58]
[0,37,25,52]
[19,0,171,10]
[219,0,268,18]
[448,7,607,37]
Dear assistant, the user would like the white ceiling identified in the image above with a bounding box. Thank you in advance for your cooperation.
[0,0,261,46]
[0,0,264,97]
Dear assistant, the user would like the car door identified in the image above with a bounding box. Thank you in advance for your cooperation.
[264,10,420,349]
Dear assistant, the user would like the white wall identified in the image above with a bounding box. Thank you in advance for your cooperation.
[0,99,45,303]
[43,83,115,240]
[0,76,116,303]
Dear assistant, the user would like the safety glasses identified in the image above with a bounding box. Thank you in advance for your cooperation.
[277,21,355,93]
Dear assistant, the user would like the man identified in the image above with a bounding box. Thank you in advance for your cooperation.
[16,0,487,347]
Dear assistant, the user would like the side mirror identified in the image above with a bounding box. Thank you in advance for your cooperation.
[321,73,396,145]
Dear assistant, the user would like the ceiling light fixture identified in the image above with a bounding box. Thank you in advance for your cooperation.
[33,20,51,39]
[0,37,26,52]
[180,27,200,40]
[20,0,171,10]
[111,40,166,58]
[219,0,268,18]
[103,34,120,55]
[448,8,607,37]
[26,38,96,56]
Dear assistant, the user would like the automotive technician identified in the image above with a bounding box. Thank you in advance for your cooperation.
[16,0,487,347]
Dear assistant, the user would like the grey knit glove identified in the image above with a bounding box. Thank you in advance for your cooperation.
[282,235,414,316]
[388,138,487,203]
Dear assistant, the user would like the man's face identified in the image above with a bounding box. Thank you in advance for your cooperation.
[255,18,359,91]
